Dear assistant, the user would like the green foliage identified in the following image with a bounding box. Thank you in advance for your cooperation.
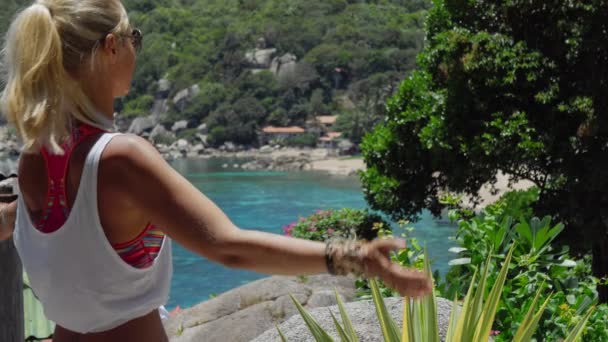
[438,193,608,341]
[176,128,198,142]
[283,208,390,242]
[286,247,595,342]
[360,0,608,301]
[206,96,266,145]
[309,88,327,115]
[179,81,230,123]
[335,107,382,145]
[23,273,54,341]
[284,133,317,148]
[487,187,540,223]
[122,94,155,118]
[122,0,430,146]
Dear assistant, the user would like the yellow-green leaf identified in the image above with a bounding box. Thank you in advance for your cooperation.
[402,297,411,342]
[563,306,596,342]
[290,294,334,342]
[370,279,401,341]
[445,295,459,342]
[473,245,515,341]
[330,310,354,342]
[277,324,289,342]
[451,269,478,341]
[512,284,549,342]
[335,288,358,342]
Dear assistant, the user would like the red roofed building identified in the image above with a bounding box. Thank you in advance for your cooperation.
[318,131,343,149]
[261,126,306,134]
[305,115,338,136]
[259,126,306,145]
[317,115,337,126]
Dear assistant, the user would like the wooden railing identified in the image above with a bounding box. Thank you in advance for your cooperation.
[0,177,23,342]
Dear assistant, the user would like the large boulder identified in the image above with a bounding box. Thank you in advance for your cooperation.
[128,115,159,135]
[0,177,17,194]
[173,84,201,111]
[196,134,209,146]
[149,124,175,145]
[270,54,319,89]
[0,159,18,179]
[170,139,189,152]
[157,79,172,98]
[188,144,205,157]
[270,53,297,76]
[163,275,356,342]
[197,123,208,134]
[245,48,278,68]
[252,297,457,342]
[172,120,189,133]
[151,99,170,117]
[0,126,8,141]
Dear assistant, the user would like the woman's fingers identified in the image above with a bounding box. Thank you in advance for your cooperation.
[363,240,432,298]
[356,238,432,298]
[372,238,406,256]
[390,266,431,297]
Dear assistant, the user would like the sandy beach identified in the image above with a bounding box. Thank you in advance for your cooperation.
[309,158,365,176]
[456,171,535,210]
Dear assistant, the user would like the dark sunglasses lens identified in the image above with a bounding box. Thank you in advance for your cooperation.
[132,29,142,52]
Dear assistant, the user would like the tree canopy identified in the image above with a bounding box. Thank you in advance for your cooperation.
[361,0,608,300]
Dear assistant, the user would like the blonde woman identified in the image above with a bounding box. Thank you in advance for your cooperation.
[0,1,432,341]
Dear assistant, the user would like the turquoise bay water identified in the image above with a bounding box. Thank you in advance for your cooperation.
[166,158,457,309]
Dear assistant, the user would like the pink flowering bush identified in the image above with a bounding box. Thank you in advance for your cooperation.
[282,208,390,241]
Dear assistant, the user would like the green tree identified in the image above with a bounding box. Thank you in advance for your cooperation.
[122,94,155,118]
[179,81,230,122]
[361,0,608,301]
[336,107,380,145]
[308,88,326,115]
[206,97,266,145]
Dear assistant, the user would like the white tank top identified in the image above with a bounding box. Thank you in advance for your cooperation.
[13,133,173,334]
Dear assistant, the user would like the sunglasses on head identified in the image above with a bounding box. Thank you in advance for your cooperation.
[98,28,143,53]
[126,28,143,53]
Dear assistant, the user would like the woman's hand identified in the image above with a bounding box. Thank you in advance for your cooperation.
[361,239,433,298]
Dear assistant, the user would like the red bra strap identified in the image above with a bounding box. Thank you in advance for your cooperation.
[37,124,106,232]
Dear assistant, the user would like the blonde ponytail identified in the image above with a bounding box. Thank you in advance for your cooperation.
[0,0,130,154]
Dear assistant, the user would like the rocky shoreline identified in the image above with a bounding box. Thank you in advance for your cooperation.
[163,274,458,342]
[0,125,365,177]
[156,141,364,176]
[163,274,459,342]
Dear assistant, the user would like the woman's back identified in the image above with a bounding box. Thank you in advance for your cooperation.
[20,132,162,255]
[15,132,172,340]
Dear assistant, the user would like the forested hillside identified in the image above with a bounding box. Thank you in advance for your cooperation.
[1,0,430,146]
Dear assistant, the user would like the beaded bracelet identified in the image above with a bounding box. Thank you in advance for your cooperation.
[325,239,368,277]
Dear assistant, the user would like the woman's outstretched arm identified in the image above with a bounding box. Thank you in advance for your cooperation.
[103,135,431,297]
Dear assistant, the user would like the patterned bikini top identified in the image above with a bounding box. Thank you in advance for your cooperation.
[38,124,164,269]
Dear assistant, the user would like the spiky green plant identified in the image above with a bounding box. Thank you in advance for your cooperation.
[283,245,594,341]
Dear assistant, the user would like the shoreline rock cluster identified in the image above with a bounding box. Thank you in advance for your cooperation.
[163,274,459,342]
[0,121,364,177]
[163,275,358,342]
[153,136,363,176]
[0,126,20,178]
